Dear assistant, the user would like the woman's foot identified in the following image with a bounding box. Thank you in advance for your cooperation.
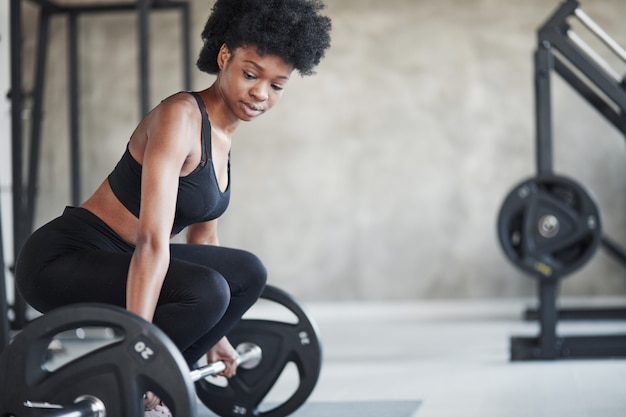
[144,392,172,417]
[144,403,172,417]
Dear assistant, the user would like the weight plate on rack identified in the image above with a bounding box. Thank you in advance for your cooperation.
[497,174,602,279]
[0,304,196,417]
[195,285,322,417]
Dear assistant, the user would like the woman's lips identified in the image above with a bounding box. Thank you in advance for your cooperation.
[242,102,263,117]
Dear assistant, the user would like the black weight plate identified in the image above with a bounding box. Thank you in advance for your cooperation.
[0,304,196,417]
[497,174,602,279]
[196,285,322,417]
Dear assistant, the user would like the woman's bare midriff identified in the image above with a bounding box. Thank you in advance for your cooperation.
[81,179,142,245]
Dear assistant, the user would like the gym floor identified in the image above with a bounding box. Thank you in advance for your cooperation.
[302,297,626,417]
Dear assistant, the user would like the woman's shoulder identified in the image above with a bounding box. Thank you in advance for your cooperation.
[158,91,201,115]
[130,92,204,163]
[142,92,202,130]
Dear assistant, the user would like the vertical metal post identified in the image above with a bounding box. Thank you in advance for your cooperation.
[181,2,191,90]
[26,9,51,233]
[9,0,27,329]
[534,42,554,176]
[537,279,559,359]
[0,196,9,351]
[138,0,150,117]
[68,11,81,205]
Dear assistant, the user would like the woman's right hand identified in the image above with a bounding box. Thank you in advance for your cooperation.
[206,336,239,378]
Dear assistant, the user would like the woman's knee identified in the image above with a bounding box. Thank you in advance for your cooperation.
[197,271,231,314]
[238,250,268,296]
[163,266,230,317]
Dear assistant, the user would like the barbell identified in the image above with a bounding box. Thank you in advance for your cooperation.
[18,342,263,417]
[0,285,322,417]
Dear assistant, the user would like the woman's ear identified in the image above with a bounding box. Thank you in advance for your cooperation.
[217,44,232,71]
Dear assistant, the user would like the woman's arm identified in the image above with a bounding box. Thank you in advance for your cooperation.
[126,98,199,322]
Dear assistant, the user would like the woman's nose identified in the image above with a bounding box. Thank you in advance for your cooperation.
[250,83,269,102]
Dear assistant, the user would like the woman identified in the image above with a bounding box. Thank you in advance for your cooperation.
[15,0,331,414]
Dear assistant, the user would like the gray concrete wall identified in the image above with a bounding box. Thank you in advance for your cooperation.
[16,0,626,301]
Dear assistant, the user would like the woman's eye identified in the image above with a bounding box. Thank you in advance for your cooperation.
[243,71,256,80]
[272,84,284,91]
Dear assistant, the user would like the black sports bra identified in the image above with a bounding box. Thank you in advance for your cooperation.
[108,92,230,235]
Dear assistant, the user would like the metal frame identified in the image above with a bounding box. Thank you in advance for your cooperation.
[511,0,626,361]
[6,0,192,332]
[0,2,12,354]
[0,201,9,352]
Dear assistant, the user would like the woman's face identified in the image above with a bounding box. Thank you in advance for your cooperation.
[217,44,294,121]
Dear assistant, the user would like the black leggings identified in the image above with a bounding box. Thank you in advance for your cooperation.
[15,207,267,366]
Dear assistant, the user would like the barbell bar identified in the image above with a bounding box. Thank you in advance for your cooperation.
[573,7,626,64]
[19,343,263,417]
[23,396,106,417]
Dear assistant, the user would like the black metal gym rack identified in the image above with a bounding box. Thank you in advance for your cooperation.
[0,203,9,353]
[498,0,626,360]
[3,0,192,340]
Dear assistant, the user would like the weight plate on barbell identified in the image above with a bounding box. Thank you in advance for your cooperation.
[195,285,322,417]
[497,174,602,279]
[0,303,196,417]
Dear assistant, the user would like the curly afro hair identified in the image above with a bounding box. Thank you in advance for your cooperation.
[197,0,331,76]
